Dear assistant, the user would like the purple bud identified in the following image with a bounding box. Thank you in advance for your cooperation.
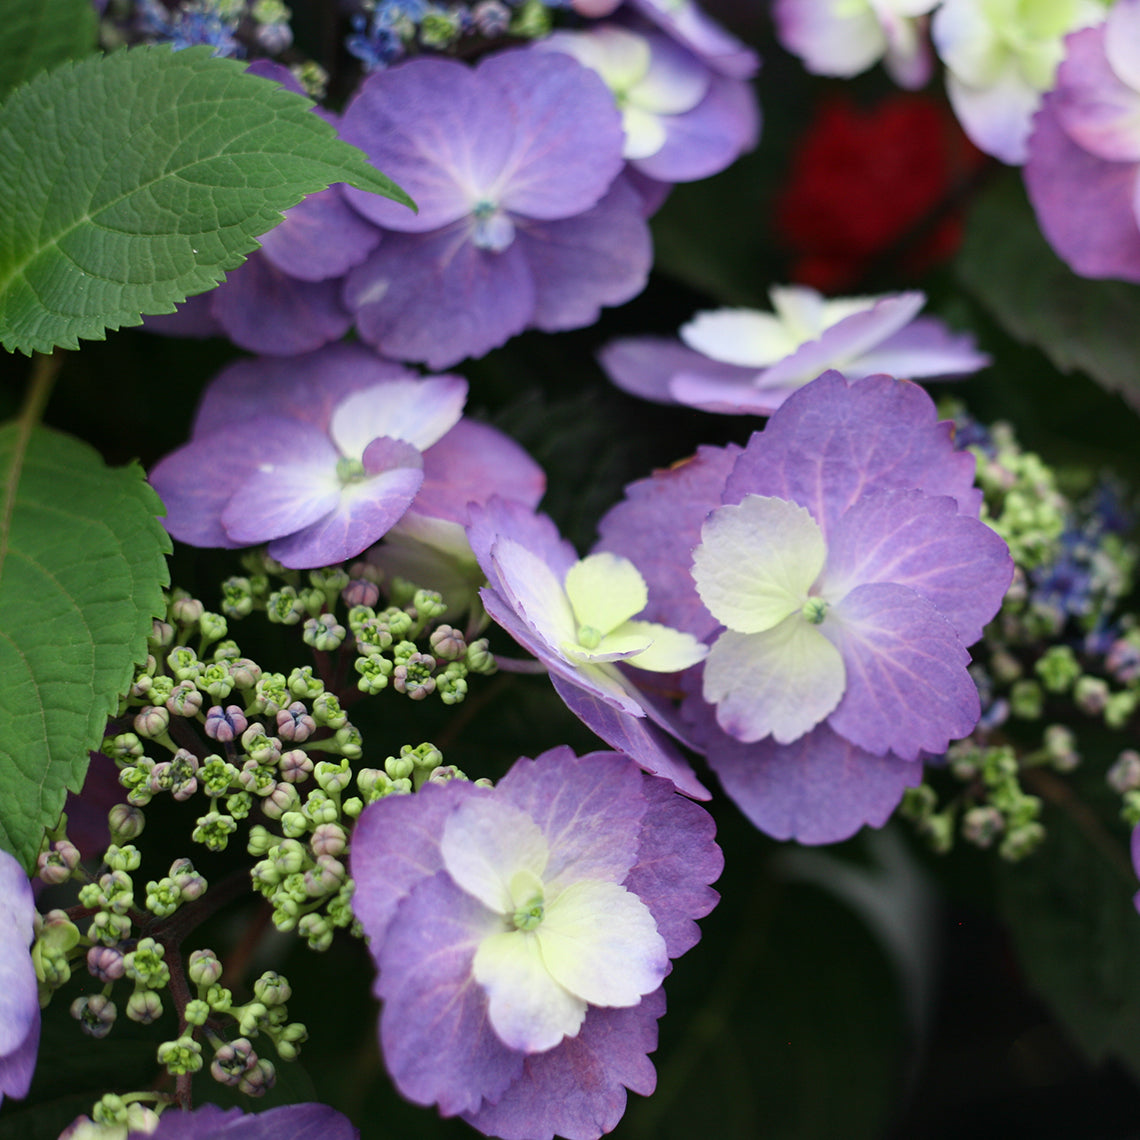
[342,578,380,609]
[87,945,125,982]
[133,705,170,739]
[310,822,346,858]
[166,680,204,718]
[37,839,81,884]
[71,993,117,1038]
[205,705,248,742]
[276,702,316,743]
[229,657,263,689]
[210,1037,258,1086]
[278,749,314,784]
[429,624,466,661]
[170,594,205,626]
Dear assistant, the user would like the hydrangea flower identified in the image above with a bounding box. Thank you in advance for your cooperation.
[597,371,1013,843]
[350,746,722,1139]
[150,344,542,570]
[599,285,989,415]
[931,0,1104,163]
[774,0,938,89]
[1023,0,1140,282]
[0,849,39,1105]
[467,497,709,798]
[338,49,652,368]
[628,0,759,81]
[538,24,759,184]
[64,1102,357,1139]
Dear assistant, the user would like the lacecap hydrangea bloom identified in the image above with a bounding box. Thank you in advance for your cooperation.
[597,371,1013,843]
[350,746,722,1140]
[0,849,39,1105]
[150,344,544,569]
[62,1102,357,1139]
[600,284,988,415]
[1024,0,1140,282]
[466,497,710,799]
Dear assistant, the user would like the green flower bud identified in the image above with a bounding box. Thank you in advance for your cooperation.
[213,638,241,661]
[254,672,289,716]
[199,611,228,646]
[104,732,144,762]
[92,1092,129,1126]
[253,970,292,1007]
[206,983,233,1012]
[192,811,238,852]
[167,646,203,682]
[149,618,175,651]
[465,638,495,674]
[197,661,235,701]
[302,790,339,827]
[311,692,346,729]
[229,657,263,690]
[298,913,334,952]
[188,948,223,987]
[71,994,117,1038]
[200,755,239,797]
[287,666,325,699]
[354,652,392,694]
[1105,690,1138,730]
[262,782,301,820]
[221,576,255,619]
[1034,645,1080,694]
[266,587,305,625]
[333,724,363,760]
[88,910,132,946]
[273,1021,308,1061]
[126,989,164,1025]
[166,680,204,718]
[999,821,1046,861]
[185,998,211,1027]
[145,877,182,917]
[437,662,468,705]
[314,758,351,793]
[124,938,170,988]
[1010,679,1044,720]
[342,796,364,818]
[157,1035,204,1076]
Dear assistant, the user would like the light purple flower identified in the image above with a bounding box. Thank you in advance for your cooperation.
[599,285,989,416]
[467,498,710,798]
[597,371,1013,843]
[538,25,759,184]
[1024,0,1140,281]
[0,850,39,1105]
[349,747,722,1139]
[150,345,539,570]
[774,0,937,89]
[628,0,759,80]
[339,49,651,369]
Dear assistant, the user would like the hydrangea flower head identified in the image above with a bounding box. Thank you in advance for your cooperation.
[64,1103,358,1139]
[598,371,1014,843]
[467,498,709,797]
[350,747,722,1139]
[774,0,938,89]
[932,0,1104,163]
[0,849,39,1104]
[1024,0,1140,281]
[339,49,651,368]
[151,345,541,570]
[600,285,989,415]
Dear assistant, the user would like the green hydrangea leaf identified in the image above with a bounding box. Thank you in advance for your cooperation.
[0,44,413,355]
[0,419,171,870]
[957,174,1140,414]
[0,0,98,102]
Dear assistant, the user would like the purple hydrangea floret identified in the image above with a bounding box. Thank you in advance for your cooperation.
[339,48,652,368]
[1024,0,1140,282]
[0,850,40,1105]
[599,286,990,416]
[150,344,542,570]
[123,1103,358,1139]
[466,498,710,799]
[597,371,1013,843]
[349,747,722,1140]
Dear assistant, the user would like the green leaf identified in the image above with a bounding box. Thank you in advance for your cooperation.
[0,0,97,101]
[957,174,1140,415]
[0,420,170,869]
[0,45,414,355]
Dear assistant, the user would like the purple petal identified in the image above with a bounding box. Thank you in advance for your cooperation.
[595,443,741,641]
[669,371,801,415]
[414,419,546,526]
[1106,0,1140,94]
[330,377,467,457]
[464,992,665,1140]
[623,168,674,216]
[0,851,37,1100]
[851,316,991,380]
[516,177,652,333]
[468,499,578,600]
[211,255,351,356]
[350,780,486,950]
[344,227,534,368]
[699,713,923,845]
[142,289,223,338]
[598,335,756,407]
[548,671,709,799]
[630,0,759,79]
[723,371,982,539]
[259,186,382,281]
[377,872,522,1115]
[825,582,979,761]
[758,293,925,389]
[496,749,647,887]
[624,775,721,957]
[820,489,1013,645]
[219,428,341,544]
[193,345,416,437]
[340,58,505,233]
[267,463,424,568]
[145,1104,359,1140]
[1024,90,1140,283]
[150,416,317,548]
[633,73,760,183]
[480,49,626,220]
[1051,24,1140,164]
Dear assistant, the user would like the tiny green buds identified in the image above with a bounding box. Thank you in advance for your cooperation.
[157,1035,204,1076]
[72,994,118,1039]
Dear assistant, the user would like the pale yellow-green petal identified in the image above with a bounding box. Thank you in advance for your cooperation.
[564,551,649,638]
[616,620,708,673]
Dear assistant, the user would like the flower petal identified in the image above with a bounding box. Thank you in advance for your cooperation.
[693,495,826,634]
[329,377,467,458]
[703,619,846,744]
[613,621,708,672]
[565,552,649,637]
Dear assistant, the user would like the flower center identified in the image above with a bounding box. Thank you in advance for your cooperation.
[470,200,515,252]
[511,893,545,932]
[802,597,828,625]
[335,456,367,485]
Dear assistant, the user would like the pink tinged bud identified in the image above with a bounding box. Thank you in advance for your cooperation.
[87,945,125,982]
[310,823,347,858]
[276,703,316,742]
[279,748,314,783]
[133,706,170,739]
[167,680,204,717]
[205,705,248,742]
[342,578,380,608]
